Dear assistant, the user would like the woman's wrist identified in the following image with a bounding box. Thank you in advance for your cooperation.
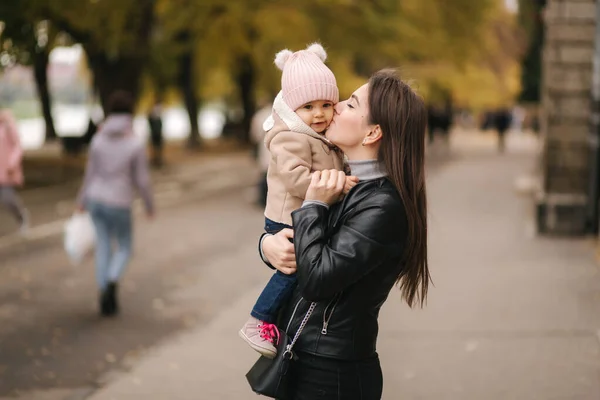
[259,233,275,269]
[259,234,270,262]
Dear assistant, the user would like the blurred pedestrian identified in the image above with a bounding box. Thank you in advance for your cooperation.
[76,90,154,317]
[249,102,272,208]
[494,108,512,153]
[0,109,29,234]
[512,106,525,132]
[426,101,453,144]
[147,101,164,168]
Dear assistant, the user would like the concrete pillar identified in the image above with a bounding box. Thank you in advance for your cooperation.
[537,0,596,235]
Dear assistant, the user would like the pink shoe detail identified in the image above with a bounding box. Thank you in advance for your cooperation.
[239,316,278,358]
[259,322,280,345]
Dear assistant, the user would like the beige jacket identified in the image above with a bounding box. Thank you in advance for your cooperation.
[264,92,344,226]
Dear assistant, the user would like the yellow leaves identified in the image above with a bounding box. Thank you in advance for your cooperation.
[199,69,235,99]
[397,0,523,109]
[328,56,367,99]
[132,0,525,110]
[407,58,521,110]
[254,5,316,49]
[189,1,323,99]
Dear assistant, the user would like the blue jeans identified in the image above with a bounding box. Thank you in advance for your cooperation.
[88,201,133,290]
[0,185,26,224]
[251,218,296,323]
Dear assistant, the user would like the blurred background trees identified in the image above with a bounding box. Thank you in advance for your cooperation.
[0,0,530,147]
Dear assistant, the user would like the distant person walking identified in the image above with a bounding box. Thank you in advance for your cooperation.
[76,91,155,317]
[147,102,164,168]
[494,108,512,153]
[0,109,29,234]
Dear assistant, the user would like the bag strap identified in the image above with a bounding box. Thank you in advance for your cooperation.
[283,301,316,358]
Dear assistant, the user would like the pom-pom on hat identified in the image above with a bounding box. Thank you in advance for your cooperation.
[274,43,339,111]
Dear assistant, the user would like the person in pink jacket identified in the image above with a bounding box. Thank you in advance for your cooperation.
[0,109,28,233]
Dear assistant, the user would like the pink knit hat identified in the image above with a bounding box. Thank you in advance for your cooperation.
[274,43,339,111]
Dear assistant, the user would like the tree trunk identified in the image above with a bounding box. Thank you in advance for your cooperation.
[87,52,146,115]
[32,48,57,142]
[173,28,201,150]
[81,0,155,114]
[178,50,201,149]
[237,53,256,144]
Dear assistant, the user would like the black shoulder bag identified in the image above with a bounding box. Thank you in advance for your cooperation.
[245,301,316,399]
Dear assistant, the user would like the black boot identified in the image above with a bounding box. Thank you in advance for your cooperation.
[100,282,119,316]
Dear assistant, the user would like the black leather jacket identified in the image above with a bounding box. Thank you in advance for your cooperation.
[272,178,408,361]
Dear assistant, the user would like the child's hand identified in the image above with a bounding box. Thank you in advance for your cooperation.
[306,170,346,205]
[343,176,359,194]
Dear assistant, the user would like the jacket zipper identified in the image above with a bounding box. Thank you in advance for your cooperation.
[321,292,342,335]
[286,292,343,336]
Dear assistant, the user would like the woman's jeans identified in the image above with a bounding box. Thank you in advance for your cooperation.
[0,185,26,224]
[88,201,132,290]
[251,218,296,323]
[284,352,383,400]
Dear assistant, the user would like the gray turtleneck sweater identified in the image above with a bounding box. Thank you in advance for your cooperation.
[346,159,387,181]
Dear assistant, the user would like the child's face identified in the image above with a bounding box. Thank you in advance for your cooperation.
[294,100,334,134]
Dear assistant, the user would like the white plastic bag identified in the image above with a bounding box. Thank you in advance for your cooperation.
[64,212,96,265]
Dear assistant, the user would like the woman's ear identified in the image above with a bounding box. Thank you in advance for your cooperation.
[364,125,383,146]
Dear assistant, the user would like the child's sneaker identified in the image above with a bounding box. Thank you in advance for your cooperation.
[239,316,279,359]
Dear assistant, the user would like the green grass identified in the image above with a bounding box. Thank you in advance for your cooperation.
[7,100,41,119]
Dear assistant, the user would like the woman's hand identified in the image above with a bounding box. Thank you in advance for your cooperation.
[262,228,297,275]
[305,169,347,205]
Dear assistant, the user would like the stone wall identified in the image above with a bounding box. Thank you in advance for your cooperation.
[537,0,596,235]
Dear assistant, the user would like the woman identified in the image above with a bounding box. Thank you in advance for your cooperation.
[0,109,29,234]
[259,69,430,399]
[77,91,154,317]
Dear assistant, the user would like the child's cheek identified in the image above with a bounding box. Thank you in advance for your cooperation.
[326,109,335,124]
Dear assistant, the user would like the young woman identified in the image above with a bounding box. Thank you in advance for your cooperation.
[77,91,154,316]
[259,69,430,399]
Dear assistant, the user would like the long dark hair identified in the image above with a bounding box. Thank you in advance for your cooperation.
[368,69,430,308]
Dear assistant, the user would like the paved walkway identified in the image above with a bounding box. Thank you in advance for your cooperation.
[41,131,600,399]
[0,152,259,250]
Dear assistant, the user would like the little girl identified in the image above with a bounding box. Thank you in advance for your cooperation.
[239,43,355,358]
